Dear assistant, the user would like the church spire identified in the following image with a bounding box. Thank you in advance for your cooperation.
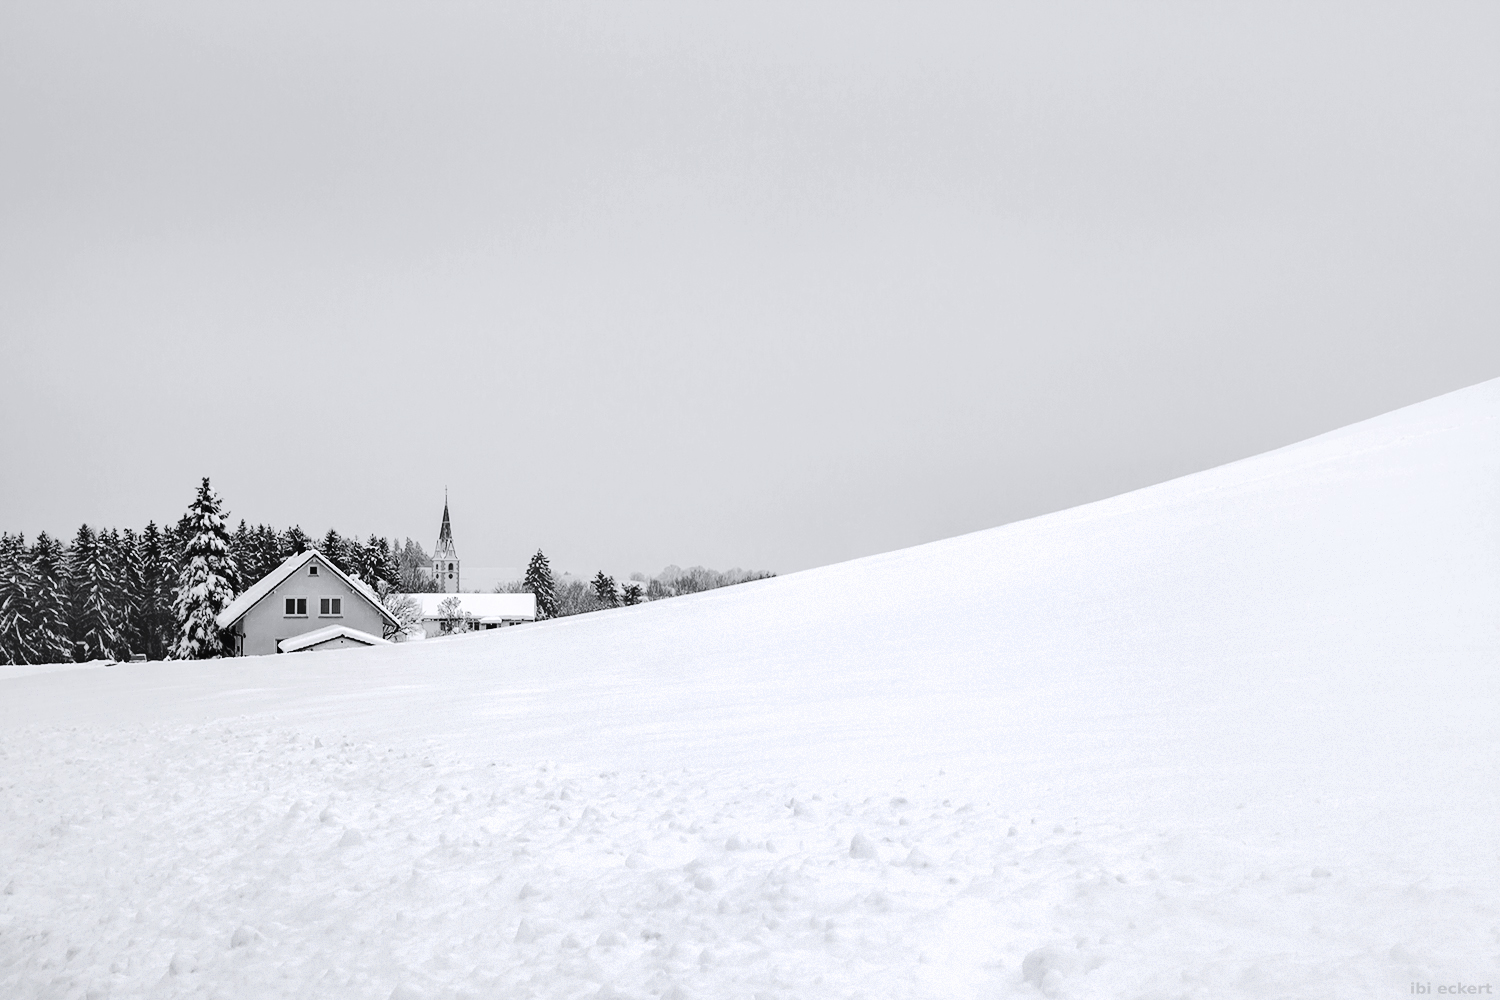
[433,492,459,592]
[435,492,455,557]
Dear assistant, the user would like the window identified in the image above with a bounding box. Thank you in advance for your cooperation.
[308,565,318,577]
[284,598,307,617]
[448,563,454,571]
[319,597,343,617]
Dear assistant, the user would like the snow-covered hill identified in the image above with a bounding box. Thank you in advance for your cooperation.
[3,380,1498,999]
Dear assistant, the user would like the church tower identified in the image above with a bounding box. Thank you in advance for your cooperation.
[433,494,459,593]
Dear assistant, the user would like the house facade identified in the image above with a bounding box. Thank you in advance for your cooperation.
[216,550,399,656]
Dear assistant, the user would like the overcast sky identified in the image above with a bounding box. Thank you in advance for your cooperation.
[2,2,1497,579]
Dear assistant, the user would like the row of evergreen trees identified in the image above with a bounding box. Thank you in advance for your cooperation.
[0,478,419,665]
[2,521,182,664]
[513,550,769,621]
[228,523,405,596]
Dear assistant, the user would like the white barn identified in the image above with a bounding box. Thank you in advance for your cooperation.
[406,592,537,638]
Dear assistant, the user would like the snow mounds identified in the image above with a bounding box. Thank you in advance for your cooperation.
[4,721,1496,999]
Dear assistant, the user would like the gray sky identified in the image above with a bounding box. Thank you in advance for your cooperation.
[2,2,1497,578]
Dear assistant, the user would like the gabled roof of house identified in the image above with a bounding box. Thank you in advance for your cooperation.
[215,549,400,631]
[278,624,391,653]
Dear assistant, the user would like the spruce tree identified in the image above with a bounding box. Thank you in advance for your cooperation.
[523,549,558,620]
[621,581,644,606]
[169,513,194,573]
[367,535,400,590]
[0,533,18,664]
[138,521,172,661]
[592,571,619,609]
[29,532,71,663]
[319,529,348,574]
[66,524,125,661]
[345,538,366,581]
[170,477,239,660]
[264,523,285,572]
[229,520,251,592]
[283,525,311,557]
[115,528,146,658]
[0,533,36,664]
[249,523,284,582]
[101,529,135,635]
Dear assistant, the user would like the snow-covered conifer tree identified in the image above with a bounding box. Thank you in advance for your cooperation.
[229,520,251,592]
[344,538,365,581]
[29,532,71,663]
[524,549,558,620]
[170,478,239,660]
[592,571,619,609]
[66,524,124,661]
[169,513,193,569]
[366,535,400,590]
[621,581,644,606]
[0,533,37,664]
[319,529,349,574]
[262,524,287,576]
[236,523,281,584]
[114,527,146,657]
[101,528,135,632]
[138,521,172,661]
[283,525,311,557]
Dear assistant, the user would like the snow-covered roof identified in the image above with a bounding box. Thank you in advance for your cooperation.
[277,624,391,653]
[216,550,400,631]
[404,592,537,622]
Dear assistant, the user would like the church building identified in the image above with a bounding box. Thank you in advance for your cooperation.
[434,496,460,593]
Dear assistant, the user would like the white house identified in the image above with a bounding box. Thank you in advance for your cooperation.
[406,592,536,638]
[216,550,401,656]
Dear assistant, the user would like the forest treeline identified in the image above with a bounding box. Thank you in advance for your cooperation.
[0,486,437,665]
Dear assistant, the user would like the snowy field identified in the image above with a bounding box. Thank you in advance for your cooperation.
[3,380,1498,999]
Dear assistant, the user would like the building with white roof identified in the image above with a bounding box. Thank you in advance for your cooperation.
[405,592,537,638]
[216,549,401,656]
[277,624,393,653]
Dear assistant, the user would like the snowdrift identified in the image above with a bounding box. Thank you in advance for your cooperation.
[3,379,1497,998]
